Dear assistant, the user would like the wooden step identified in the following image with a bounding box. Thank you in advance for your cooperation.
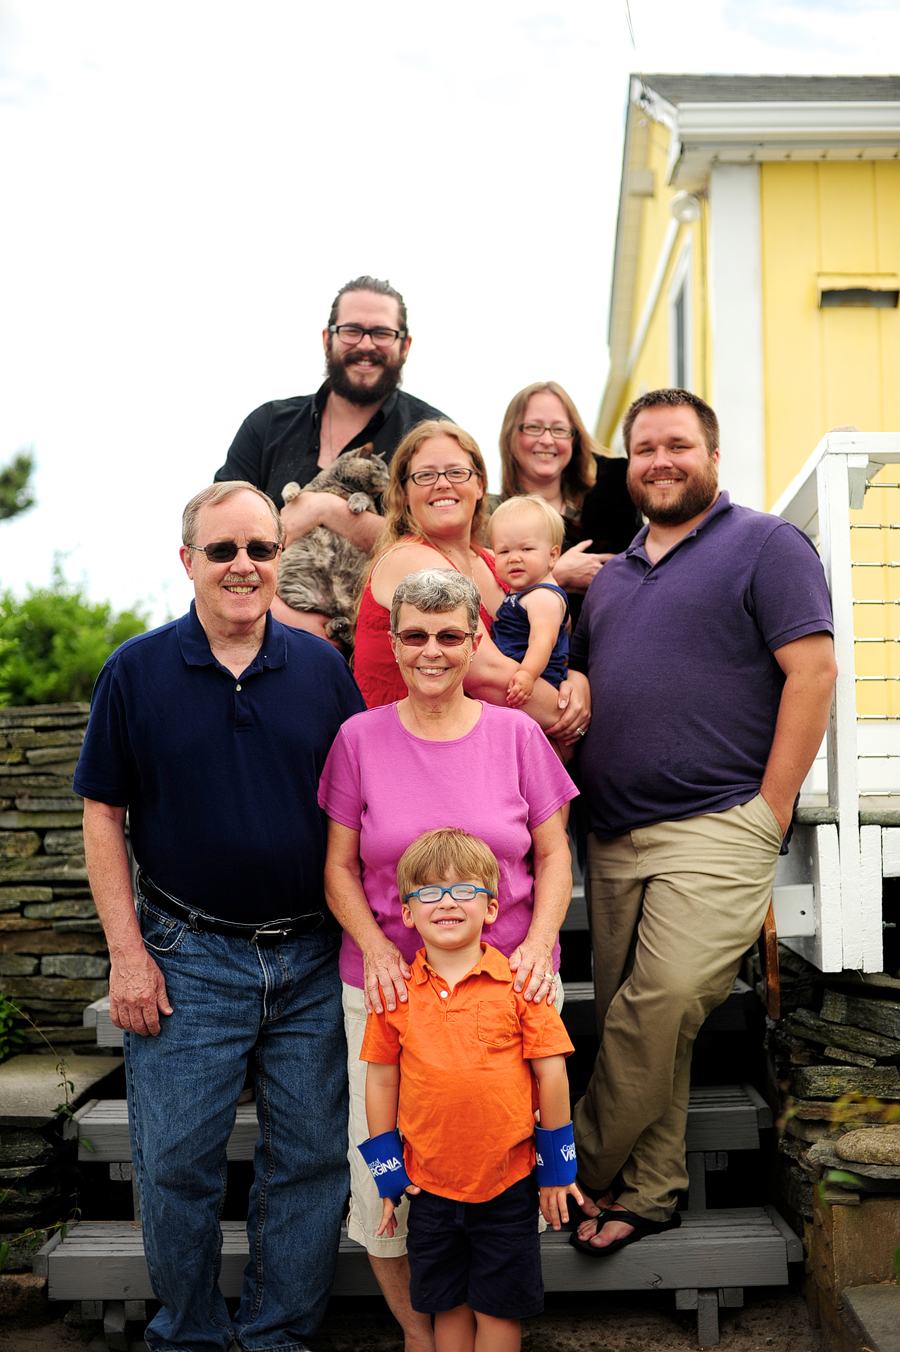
[560,976,758,1038]
[83,997,123,1049]
[68,1082,771,1164]
[560,882,586,931]
[35,1207,801,1303]
[84,969,758,1048]
[34,1221,377,1301]
[683,1083,772,1151]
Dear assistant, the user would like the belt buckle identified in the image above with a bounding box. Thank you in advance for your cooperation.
[250,926,291,945]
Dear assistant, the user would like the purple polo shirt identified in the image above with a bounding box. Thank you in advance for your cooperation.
[570,493,834,840]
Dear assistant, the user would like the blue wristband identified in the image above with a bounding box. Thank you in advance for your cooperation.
[358,1130,413,1202]
[535,1122,577,1186]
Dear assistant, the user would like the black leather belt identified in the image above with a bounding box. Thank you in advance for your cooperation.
[137,871,325,943]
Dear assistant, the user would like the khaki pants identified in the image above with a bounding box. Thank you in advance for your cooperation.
[573,794,782,1220]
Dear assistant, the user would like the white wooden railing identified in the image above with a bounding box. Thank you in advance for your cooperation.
[771,430,900,973]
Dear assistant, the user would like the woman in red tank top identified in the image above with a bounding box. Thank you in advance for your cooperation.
[354,419,589,745]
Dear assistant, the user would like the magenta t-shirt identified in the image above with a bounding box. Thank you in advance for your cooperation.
[317,702,578,988]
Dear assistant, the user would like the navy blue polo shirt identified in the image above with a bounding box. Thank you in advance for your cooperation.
[74,604,365,924]
[570,493,834,840]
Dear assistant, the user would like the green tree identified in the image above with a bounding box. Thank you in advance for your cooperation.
[0,448,36,522]
[0,558,148,705]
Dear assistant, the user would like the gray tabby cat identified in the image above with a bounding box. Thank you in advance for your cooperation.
[276,445,390,649]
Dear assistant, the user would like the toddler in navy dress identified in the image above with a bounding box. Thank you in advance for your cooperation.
[489,495,570,708]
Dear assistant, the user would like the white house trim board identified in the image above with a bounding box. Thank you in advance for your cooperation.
[675,101,900,145]
[776,822,842,971]
[624,217,680,384]
[883,830,900,877]
[816,453,864,969]
[708,165,765,511]
[770,431,900,535]
[859,826,884,972]
[667,242,693,391]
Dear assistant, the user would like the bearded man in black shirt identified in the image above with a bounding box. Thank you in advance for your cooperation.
[216,275,446,641]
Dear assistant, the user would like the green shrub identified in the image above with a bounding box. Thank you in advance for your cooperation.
[0,558,148,705]
[0,449,35,523]
[0,992,24,1063]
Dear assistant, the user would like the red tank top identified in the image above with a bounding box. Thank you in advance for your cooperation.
[353,543,503,710]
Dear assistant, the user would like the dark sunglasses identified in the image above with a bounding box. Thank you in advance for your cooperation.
[392,628,474,648]
[189,541,281,563]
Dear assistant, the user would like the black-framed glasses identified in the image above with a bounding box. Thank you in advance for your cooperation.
[328,324,406,348]
[404,467,477,487]
[404,883,494,904]
[189,541,282,563]
[518,422,575,440]
[392,628,474,648]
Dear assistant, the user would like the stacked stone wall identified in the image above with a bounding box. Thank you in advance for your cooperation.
[0,703,109,1051]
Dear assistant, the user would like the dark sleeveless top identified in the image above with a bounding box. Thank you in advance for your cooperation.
[491,583,570,688]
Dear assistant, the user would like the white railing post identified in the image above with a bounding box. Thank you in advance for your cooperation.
[773,431,900,974]
[816,450,864,969]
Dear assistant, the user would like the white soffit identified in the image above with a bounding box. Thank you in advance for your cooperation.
[678,101,900,142]
[668,101,900,187]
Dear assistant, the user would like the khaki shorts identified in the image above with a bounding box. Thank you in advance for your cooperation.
[343,982,411,1257]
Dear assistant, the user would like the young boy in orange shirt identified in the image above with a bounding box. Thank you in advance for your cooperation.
[358,828,582,1352]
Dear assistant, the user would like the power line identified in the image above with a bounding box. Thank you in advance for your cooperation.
[624,0,637,50]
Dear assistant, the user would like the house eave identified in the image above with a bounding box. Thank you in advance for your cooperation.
[668,102,900,186]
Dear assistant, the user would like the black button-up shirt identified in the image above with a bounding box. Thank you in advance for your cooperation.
[216,382,447,507]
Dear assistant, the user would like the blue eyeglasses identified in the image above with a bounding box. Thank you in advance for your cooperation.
[403,884,495,904]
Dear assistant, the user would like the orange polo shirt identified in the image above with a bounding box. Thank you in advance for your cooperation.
[361,943,574,1204]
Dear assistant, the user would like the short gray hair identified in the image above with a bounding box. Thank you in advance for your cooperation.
[182,481,284,547]
[390,569,480,634]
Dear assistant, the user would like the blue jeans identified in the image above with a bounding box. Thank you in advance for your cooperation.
[125,896,349,1352]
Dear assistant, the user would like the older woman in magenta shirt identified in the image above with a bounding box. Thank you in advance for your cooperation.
[319,568,577,1351]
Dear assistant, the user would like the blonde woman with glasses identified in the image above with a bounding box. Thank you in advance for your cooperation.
[353,418,590,744]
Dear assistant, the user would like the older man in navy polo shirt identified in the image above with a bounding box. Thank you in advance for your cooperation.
[75,481,365,1352]
[569,389,837,1258]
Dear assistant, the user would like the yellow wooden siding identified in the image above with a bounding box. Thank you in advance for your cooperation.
[875,162,900,434]
[761,161,900,507]
[760,164,824,503]
[850,465,900,721]
[611,116,712,434]
[760,161,900,719]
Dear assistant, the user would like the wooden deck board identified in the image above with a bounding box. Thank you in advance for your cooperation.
[40,1210,796,1302]
[561,977,757,1039]
[73,1084,771,1163]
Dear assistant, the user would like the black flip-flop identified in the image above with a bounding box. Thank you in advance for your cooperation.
[569,1207,681,1256]
[565,1181,613,1230]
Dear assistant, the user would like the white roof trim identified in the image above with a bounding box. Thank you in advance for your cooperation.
[676,101,900,144]
[630,75,677,133]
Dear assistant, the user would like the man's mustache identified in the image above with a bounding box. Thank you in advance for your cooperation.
[345,350,386,367]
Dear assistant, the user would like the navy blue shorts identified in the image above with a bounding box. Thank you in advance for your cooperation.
[406,1172,543,1320]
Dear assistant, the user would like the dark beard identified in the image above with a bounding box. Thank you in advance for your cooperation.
[627,460,719,525]
[325,347,404,407]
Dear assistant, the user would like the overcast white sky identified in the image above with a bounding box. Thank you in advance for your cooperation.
[0,0,897,624]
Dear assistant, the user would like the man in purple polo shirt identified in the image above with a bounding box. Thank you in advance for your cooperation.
[569,389,837,1256]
